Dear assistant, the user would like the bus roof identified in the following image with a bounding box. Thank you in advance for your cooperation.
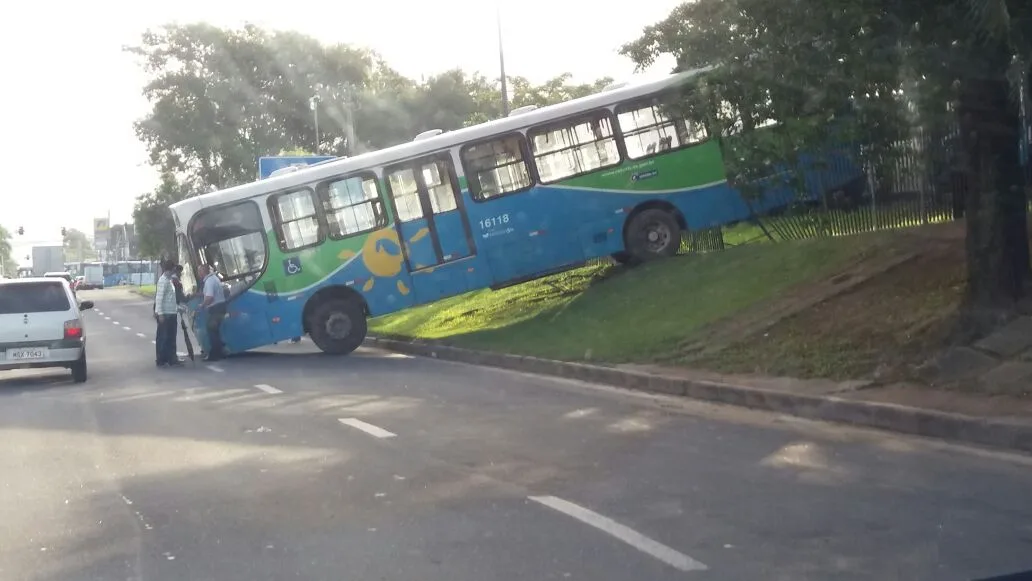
[169,69,708,223]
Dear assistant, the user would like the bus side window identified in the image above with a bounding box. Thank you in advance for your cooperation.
[270,188,322,251]
[529,112,620,184]
[616,96,707,161]
[460,134,533,201]
[386,168,425,222]
[321,173,386,239]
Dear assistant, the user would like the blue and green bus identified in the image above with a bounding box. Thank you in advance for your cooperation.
[169,69,862,356]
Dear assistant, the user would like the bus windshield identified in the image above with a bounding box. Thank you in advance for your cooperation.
[190,201,267,284]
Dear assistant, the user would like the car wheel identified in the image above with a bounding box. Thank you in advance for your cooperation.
[71,352,87,383]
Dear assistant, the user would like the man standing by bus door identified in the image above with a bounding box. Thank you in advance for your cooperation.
[197,264,227,362]
[153,259,181,367]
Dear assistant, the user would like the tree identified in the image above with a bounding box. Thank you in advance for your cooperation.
[0,225,16,277]
[62,228,97,261]
[622,0,1031,330]
[127,23,375,190]
[929,0,1031,323]
[133,172,200,260]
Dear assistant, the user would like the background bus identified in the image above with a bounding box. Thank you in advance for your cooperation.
[170,70,862,358]
[102,260,159,287]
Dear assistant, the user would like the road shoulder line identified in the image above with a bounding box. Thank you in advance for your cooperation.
[366,336,1032,455]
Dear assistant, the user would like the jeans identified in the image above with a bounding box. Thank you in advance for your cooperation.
[155,314,179,365]
[206,303,227,359]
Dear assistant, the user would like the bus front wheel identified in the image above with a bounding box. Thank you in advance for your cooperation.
[624,209,682,263]
[308,298,367,355]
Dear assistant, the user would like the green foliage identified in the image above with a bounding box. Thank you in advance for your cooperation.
[622,0,910,200]
[61,228,97,261]
[128,23,375,189]
[133,172,200,260]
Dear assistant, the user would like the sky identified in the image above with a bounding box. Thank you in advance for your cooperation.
[0,0,681,261]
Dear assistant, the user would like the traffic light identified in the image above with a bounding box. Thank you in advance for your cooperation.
[16,226,23,235]
[61,227,67,237]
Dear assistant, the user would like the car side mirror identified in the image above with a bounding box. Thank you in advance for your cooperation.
[78,300,94,311]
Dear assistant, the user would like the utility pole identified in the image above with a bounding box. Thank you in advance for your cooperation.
[310,84,323,154]
[496,4,510,117]
[343,86,356,156]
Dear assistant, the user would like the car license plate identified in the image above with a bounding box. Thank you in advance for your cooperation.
[7,348,49,361]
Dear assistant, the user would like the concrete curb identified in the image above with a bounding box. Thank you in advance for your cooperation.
[367,336,1032,455]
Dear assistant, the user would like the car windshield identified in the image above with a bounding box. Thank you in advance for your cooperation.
[0,282,70,314]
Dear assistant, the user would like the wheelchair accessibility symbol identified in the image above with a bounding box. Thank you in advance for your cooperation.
[283,257,303,276]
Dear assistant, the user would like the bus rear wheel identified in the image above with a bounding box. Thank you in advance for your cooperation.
[308,298,367,355]
[624,209,682,263]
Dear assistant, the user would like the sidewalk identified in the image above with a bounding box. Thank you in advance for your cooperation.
[367,336,1032,455]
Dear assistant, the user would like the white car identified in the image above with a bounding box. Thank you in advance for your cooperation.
[0,277,94,382]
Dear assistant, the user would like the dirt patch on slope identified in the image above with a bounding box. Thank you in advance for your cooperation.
[691,223,967,380]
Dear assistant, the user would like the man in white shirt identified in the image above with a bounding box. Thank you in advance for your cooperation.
[153,259,182,367]
[197,263,227,361]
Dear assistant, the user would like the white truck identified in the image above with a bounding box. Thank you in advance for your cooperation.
[81,262,105,289]
[31,246,65,277]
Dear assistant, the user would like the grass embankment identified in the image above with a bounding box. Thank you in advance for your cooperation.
[370,234,895,365]
[134,284,156,297]
[698,237,964,380]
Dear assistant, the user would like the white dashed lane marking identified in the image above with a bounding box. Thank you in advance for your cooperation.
[123,327,132,331]
[337,418,396,439]
[207,365,225,373]
[136,333,146,338]
[528,496,707,573]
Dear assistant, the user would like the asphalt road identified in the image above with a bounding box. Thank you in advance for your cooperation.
[1,288,1031,581]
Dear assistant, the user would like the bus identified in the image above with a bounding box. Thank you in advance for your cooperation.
[169,69,863,357]
[101,260,159,287]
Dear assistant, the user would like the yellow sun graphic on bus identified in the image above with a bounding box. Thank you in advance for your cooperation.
[363,229,404,277]
[339,228,409,296]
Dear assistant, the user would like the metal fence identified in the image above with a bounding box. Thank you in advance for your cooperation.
[662,125,976,255]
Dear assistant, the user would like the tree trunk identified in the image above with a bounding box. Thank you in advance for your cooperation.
[957,43,1030,331]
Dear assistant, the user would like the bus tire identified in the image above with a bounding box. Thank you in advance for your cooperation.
[307,298,367,355]
[624,209,681,263]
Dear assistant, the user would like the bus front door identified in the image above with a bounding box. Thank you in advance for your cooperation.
[386,154,478,304]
